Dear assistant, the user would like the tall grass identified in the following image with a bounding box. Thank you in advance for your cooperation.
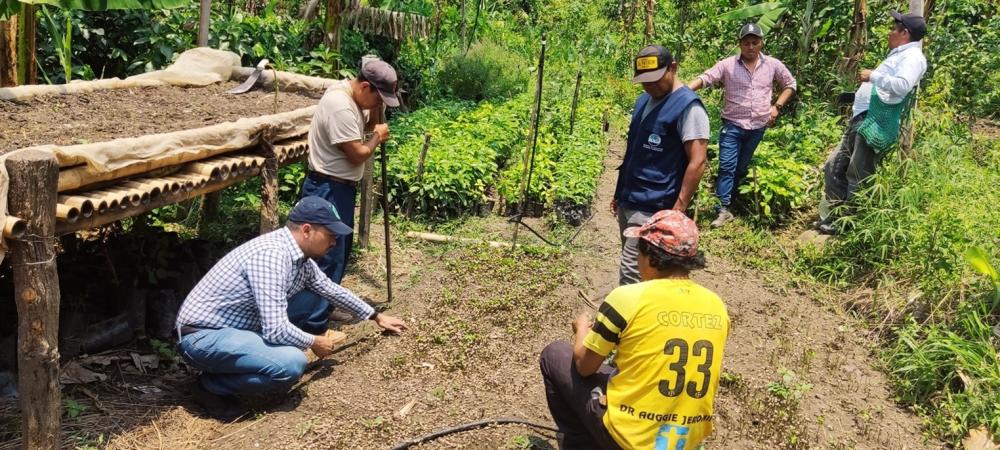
[796,85,1000,443]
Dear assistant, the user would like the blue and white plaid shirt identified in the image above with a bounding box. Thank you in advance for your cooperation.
[176,227,375,349]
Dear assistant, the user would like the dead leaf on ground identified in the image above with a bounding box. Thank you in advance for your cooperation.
[60,361,108,385]
[964,426,999,450]
[395,398,417,418]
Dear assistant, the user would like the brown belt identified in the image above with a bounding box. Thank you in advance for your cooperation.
[308,171,359,187]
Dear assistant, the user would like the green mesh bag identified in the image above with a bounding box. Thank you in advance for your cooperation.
[858,87,916,154]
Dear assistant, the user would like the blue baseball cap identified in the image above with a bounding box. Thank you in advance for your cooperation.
[289,196,353,236]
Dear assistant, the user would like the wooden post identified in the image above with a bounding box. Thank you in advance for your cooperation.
[203,192,221,219]
[405,133,431,217]
[5,149,62,450]
[16,4,36,85]
[357,159,374,248]
[259,137,279,234]
[0,17,16,87]
[378,142,393,302]
[324,0,343,71]
[198,0,211,47]
[643,0,654,45]
[569,70,582,135]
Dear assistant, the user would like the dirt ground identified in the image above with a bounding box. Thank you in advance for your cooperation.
[0,82,321,153]
[0,131,941,449]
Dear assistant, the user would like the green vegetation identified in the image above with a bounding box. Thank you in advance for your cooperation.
[15,0,998,444]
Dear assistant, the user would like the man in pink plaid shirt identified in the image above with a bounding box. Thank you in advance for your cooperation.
[689,23,797,227]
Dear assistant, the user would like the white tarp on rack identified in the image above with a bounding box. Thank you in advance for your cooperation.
[0,47,331,263]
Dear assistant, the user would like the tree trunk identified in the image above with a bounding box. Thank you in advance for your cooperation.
[198,0,211,47]
[6,149,62,450]
[16,4,36,85]
[324,0,342,72]
[258,140,279,234]
[643,0,653,44]
[899,0,924,158]
[839,0,866,78]
[0,18,16,87]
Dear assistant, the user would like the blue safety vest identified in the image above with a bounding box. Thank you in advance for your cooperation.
[615,87,702,213]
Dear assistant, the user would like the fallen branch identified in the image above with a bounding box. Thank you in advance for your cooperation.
[404,231,518,249]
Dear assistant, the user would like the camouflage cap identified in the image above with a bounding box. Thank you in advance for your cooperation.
[623,209,700,257]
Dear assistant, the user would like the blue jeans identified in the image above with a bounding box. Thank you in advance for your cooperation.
[715,120,767,207]
[177,292,331,396]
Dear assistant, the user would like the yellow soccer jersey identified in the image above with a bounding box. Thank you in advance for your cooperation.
[583,279,729,450]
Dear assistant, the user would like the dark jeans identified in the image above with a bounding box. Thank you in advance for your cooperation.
[540,341,621,450]
[287,173,358,332]
[299,172,357,284]
[177,300,327,396]
[823,112,883,219]
[715,120,767,207]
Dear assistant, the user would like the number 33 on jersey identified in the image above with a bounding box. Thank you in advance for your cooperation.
[583,279,730,449]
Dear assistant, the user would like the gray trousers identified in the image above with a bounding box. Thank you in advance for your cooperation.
[822,112,885,220]
[617,207,654,286]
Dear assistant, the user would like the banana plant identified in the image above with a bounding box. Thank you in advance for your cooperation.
[0,0,186,85]
[717,1,789,34]
[38,5,70,81]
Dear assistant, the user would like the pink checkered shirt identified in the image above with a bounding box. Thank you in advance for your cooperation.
[697,54,796,130]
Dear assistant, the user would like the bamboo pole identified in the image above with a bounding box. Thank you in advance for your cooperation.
[55,204,80,223]
[57,195,94,218]
[3,215,26,239]
[122,181,162,202]
[89,189,131,210]
[189,161,228,181]
[6,149,62,450]
[15,4,36,85]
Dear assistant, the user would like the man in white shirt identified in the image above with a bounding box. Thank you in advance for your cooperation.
[818,11,927,234]
[288,57,400,333]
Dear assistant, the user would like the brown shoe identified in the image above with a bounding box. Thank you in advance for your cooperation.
[303,330,348,365]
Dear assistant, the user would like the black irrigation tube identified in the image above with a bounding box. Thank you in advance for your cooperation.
[388,418,559,450]
[506,210,595,248]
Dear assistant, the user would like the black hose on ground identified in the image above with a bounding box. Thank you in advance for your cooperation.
[388,417,559,450]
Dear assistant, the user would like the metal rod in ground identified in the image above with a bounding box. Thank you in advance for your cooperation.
[379,143,394,303]
[511,35,547,249]
[569,68,582,135]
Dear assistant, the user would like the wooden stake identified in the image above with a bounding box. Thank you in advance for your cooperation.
[358,159,374,249]
[5,149,62,450]
[259,137,279,234]
[405,133,431,217]
[569,69,582,135]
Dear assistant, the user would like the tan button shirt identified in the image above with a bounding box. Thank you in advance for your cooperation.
[307,80,370,181]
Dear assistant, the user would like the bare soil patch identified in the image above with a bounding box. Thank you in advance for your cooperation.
[0,82,321,153]
[0,127,938,450]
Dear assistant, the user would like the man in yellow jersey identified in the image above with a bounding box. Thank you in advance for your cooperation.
[540,210,729,449]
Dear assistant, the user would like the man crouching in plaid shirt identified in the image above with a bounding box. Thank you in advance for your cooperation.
[175,196,407,420]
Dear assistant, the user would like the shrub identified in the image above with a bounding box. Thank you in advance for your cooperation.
[436,42,530,102]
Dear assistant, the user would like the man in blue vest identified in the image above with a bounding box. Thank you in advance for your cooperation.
[613,45,709,286]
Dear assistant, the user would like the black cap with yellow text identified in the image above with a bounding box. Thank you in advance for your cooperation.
[632,45,674,83]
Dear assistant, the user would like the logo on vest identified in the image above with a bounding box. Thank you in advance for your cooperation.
[644,133,663,152]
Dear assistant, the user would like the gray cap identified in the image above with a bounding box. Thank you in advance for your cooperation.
[740,23,764,39]
[360,57,400,107]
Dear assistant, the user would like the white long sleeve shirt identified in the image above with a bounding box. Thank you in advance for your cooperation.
[852,41,927,118]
